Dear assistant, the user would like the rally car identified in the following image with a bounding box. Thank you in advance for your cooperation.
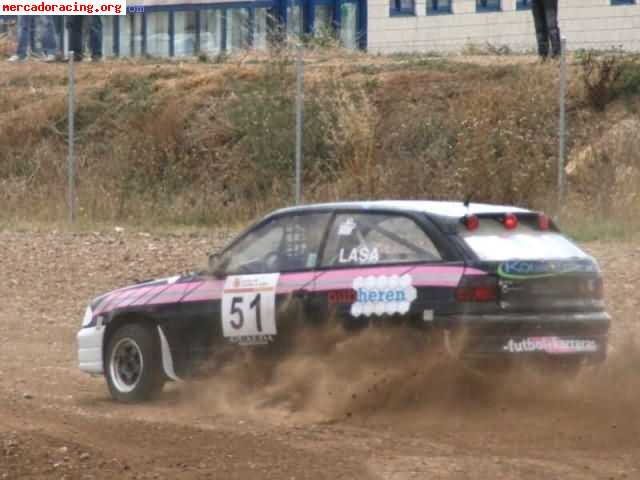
[77,201,610,402]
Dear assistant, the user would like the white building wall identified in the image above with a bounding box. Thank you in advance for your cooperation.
[368,0,640,53]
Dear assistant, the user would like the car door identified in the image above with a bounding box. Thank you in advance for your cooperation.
[214,211,332,348]
[313,211,460,330]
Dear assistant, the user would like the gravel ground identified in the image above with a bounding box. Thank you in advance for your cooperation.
[1,227,639,480]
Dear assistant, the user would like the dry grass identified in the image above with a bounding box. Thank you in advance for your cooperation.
[0,52,639,230]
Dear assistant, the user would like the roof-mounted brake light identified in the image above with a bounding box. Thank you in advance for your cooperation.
[538,214,550,231]
[503,213,518,230]
[462,215,479,231]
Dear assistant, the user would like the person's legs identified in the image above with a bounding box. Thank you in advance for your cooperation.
[89,16,103,59]
[40,16,59,57]
[15,16,31,59]
[67,16,84,60]
[543,0,561,58]
[531,0,549,58]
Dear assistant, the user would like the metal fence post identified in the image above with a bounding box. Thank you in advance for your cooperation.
[68,52,76,223]
[558,37,567,213]
[295,44,304,205]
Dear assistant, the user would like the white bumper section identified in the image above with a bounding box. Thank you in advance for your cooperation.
[76,324,180,381]
[77,326,105,374]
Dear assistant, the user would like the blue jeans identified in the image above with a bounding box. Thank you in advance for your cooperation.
[16,15,58,58]
[68,16,102,59]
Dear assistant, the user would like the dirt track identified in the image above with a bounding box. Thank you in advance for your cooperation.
[1,228,640,479]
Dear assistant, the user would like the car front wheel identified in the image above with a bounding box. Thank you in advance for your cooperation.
[105,323,165,402]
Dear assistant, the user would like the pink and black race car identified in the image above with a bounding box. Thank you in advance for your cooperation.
[77,201,610,402]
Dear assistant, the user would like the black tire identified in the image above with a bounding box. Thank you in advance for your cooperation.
[105,323,165,402]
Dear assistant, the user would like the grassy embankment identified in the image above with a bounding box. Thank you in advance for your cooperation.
[1,44,640,240]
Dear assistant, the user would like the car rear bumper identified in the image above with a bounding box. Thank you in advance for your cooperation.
[437,311,610,361]
[77,326,104,374]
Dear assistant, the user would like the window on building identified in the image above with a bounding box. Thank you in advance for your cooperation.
[390,0,415,16]
[133,13,143,55]
[200,9,223,55]
[174,11,197,56]
[102,17,115,57]
[146,11,170,57]
[340,2,358,49]
[427,0,452,14]
[476,0,500,11]
[611,0,635,4]
[118,15,133,56]
[314,5,334,37]
[287,0,303,38]
[516,0,530,9]
[255,8,269,50]
[227,8,251,52]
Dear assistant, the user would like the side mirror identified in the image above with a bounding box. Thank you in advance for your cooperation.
[208,253,219,270]
[209,253,229,278]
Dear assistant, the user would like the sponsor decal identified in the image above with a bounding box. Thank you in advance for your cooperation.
[351,274,417,317]
[338,217,357,236]
[339,246,380,264]
[229,334,275,346]
[502,337,598,354]
[328,289,357,305]
[497,260,598,280]
[222,273,279,339]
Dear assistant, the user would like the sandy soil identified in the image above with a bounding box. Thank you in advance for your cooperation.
[1,227,639,480]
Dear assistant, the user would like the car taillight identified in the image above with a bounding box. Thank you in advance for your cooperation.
[455,276,498,302]
[538,214,550,231]
[462,215,479,231]
[503,213,518,230]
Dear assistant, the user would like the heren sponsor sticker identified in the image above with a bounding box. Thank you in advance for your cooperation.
[503,337,598,354]
[351,275,417,317]
[338,246,380,264]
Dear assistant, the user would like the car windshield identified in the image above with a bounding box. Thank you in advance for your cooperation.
[460,218,587,261]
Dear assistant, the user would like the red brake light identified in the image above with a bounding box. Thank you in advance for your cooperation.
[503,213,518,230]
[455,286,498,302]
[538,214,550,231]
[455,276,498,302]
[463,215,479,231]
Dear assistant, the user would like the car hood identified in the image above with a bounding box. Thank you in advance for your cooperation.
[88,274,193,312]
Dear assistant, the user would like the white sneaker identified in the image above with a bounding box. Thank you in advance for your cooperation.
[43,54,57,63]
[7,55,25,63]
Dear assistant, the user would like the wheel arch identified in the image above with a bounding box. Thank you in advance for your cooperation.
[102,311,157,366]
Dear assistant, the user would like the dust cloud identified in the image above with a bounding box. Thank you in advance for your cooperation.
[168,322,640,430]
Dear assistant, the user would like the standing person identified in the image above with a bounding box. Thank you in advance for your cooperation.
[8,16,58,62]
[66,16,102,61]
[531,0,561,59]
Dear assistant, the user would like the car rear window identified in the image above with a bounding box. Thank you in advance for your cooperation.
[460,219,587,261]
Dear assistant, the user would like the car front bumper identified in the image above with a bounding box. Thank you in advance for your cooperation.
[77,326,104,374]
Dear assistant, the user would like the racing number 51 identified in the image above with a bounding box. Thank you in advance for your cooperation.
[230,294,262,332]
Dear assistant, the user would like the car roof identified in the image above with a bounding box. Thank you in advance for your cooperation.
[271,200,532,219]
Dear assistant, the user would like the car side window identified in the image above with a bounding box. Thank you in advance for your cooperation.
[222,213,331,275]
[320,213,442,268]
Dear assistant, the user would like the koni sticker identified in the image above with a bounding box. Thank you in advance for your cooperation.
[503,337,598,354]
[339,247,380,264]
[497,260,598,279]
[351,274,417,317]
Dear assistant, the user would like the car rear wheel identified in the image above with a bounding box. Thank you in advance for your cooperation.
[106,323,165,402]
